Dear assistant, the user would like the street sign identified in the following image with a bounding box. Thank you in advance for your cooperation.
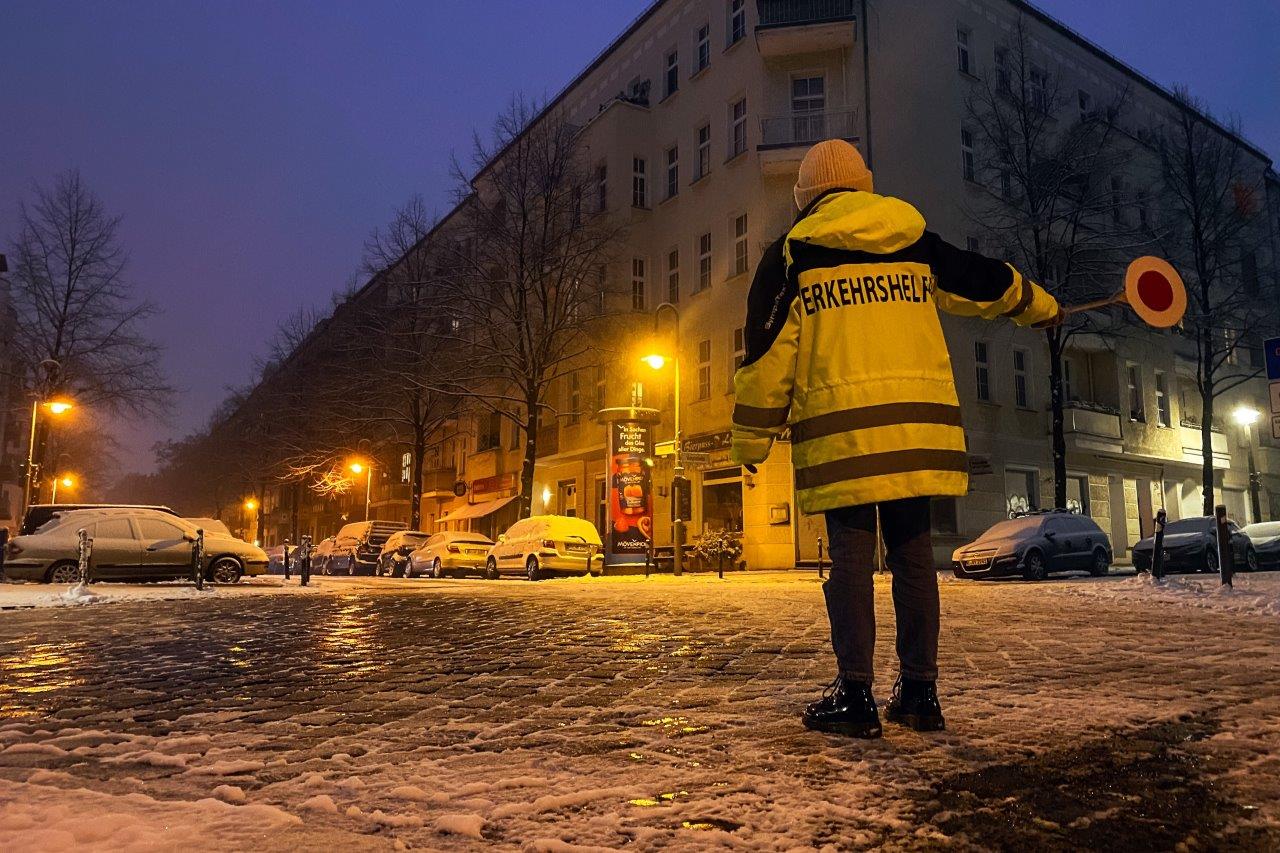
[1270,380,1280,415]
[654,440,676,457]
[1265,336,1280,381]
[681,451,712,465]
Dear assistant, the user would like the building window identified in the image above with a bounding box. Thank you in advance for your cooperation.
[1078,89,1094,121]
[1155,370,1170,427]
[557,479,578,517]
[732,214,749,276]
[994,47,1010,93]
[595,163,607,212]
[632,157,647,208]
[1029,65,1048,112]
[665,146,679,199]
[594,365,606,413]
[509,413,521,450]
[1127,363,1144,421]
[401,452,411,484]
[732,327,745,378]
[791,76,825,142]
[975,340,991,402]
[696,23,710,72]
[631,258,646,311]
[729,98,747,158]
[696,124,711,180]
[961,128,976,182]
[1066,475,1090,515]
[728,0,745,46]
[1241,251,1259,295]
[697,232,712,292]
[667,248,680,304]
[478,410,502,452]
[957,27,972,75]
[1013,348,1030,409]
[1005,468,1040,517]
[664,50,679,99]
[568,371,581,425]
[697,339,712,400]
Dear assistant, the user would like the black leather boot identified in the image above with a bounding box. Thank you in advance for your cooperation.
[802,675,882,738]
[884,676,945,731]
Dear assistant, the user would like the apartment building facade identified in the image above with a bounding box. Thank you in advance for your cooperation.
[254,0,1278,568]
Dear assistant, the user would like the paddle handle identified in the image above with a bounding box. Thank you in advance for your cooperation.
[1060,289,1126,316]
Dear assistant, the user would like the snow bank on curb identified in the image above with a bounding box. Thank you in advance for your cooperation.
[0,577,330,612]
[1055,572,1280,617]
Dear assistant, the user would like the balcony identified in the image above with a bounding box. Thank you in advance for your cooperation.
[1179,424,1229,468]
[422,467,459,499]
[758,110,858,175]
[1060,403,1123,453]
[756,1,857,58]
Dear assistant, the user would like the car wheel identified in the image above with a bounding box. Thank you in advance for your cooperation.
[526,556,542,581]
[432,558,444,579]
[47,561,83,584]
[486,557,500,580]
[1204,547,1219,574]
[209,557,242,585]
[1089,548,1110,577]
[1022,550,1047,581]
[1246,547,1259,573]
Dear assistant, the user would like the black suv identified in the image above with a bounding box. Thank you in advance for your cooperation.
[952,510,1113,581]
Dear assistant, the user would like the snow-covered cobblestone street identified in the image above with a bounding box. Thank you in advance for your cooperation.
[1,571,1278,851]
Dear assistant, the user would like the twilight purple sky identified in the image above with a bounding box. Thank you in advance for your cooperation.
[2,0,1277,476]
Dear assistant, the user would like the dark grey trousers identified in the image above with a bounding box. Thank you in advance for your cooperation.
[822,496,939,683]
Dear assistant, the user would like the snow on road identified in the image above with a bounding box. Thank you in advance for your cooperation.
[0,571,1277,850]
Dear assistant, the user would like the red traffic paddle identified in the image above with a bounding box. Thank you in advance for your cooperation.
[1061,256,1187,328]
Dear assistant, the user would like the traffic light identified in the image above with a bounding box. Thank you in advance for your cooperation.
[672,475,691,524]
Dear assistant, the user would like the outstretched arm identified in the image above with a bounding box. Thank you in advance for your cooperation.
[731,236,799,467]
[924,232,1062,327]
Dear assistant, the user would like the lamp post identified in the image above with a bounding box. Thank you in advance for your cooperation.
[243,498,258,544]
[22,395,74,514]
[641,302,686,576]
[350,462,373,521]
[1233,405,1262,523]
[51,474,75,504]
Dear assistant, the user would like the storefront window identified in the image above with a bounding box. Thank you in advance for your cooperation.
[701,467,743,533]
[1066,476,1090,515]
[1004,468,1039,517]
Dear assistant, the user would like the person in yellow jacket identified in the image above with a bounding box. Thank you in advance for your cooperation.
[732,139,1062,738]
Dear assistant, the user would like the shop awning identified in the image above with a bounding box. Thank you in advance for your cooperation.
[439,494,518,523]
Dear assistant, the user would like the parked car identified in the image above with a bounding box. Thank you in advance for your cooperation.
[326,520,407,575]
[375,530,430,577]
[265,543,299,574]
[407,531,495,578]
[952,510,1112,581]
[485,515,604,580]
[311,536,337,574]
[1132,516,1259,573]
[3,507,268,584]
[20,503,179,535]
[1241,521,1280,569]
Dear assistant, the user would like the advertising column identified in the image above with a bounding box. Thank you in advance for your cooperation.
[599,407,659,569]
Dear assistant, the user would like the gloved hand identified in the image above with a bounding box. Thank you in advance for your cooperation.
[744,464,758,474]
[1032,308,1066,329]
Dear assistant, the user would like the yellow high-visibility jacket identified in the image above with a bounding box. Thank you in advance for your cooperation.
[731,189,1059,514]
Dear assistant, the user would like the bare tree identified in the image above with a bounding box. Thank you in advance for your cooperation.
[966,18,1149,509]
[5,170,172,494]
[1154,88,1275,515]
[435,98,624,517]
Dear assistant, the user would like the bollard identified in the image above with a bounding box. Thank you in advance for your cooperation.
[76,528,94,584]
[817,535,825,579]
[283,539,292,581]
[1150,508,1167,580]
[1215,505,1233,588]
[717,549,724,580]
[300,534,312,587]
[0,527,9,580]
[644,542,651,578]
[191,528,206,590]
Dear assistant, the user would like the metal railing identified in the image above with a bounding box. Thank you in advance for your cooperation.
[757,0,857,28]
[760,109,857,148]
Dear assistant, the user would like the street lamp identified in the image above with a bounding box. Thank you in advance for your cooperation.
[23,395,75,513]
[641,302,687,576]
[349,461,372,521]
[51,474,76,504]
[1233,405,1263,523]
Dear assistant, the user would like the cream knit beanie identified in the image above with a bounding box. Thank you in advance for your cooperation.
[793,139,874,209]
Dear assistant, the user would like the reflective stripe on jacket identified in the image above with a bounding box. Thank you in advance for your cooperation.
[731,189,1059,514]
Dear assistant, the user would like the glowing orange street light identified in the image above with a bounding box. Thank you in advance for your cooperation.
[349,460,373,521]
[24,395,76,513]
[45,399,74,415]
[51,474,76,504]
[244,498,258,511]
